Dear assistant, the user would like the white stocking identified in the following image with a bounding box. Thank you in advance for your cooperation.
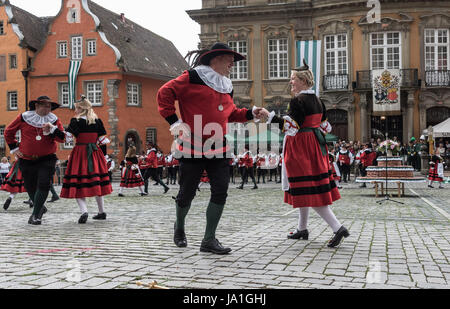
[298,208,310,232]
[95,196,105,214]
[76,198,88,214]
[138,186,144,194]
[9,193,16,200]
[313,206,342,233]
[119,187,124,194]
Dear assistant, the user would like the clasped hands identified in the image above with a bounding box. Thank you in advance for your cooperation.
[253,107,271,121]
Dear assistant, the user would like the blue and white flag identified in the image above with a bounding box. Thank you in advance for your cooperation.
[296,40,322,96]
[68,60,82,109]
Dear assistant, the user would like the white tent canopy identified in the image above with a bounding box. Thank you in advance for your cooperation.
[432,117,450,138]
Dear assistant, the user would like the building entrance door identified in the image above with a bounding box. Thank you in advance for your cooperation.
[371,116,403,141]
[328,109,348,141]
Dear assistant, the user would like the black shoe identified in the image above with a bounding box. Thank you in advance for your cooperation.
[252,185,258,190]
[38,206,48,219]
[3,197,12,211]
[174,223,187,248]
[93,213,107,220]
[24,199,34,208]
[164,187,170,194]
[237,186,243,190]
[28,215,41,225]
[78,213,88,224]
[428,185,434,188]
[153,183,159,186]
[118,193,125,197]
[287,229,309,240]
[48,196,60,203]
[327,226,350,248]
[200,238,231,255]
[140,192,148,196]
[359,184,367,188]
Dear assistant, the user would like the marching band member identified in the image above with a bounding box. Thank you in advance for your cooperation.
[237,147,258,190]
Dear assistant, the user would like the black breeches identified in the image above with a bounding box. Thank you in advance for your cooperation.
[176,158,230,208]
[19,157,57,195]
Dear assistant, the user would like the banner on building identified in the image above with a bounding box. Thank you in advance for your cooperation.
[296,40,322,96]
[68,60,82,109]
[372,69,401,115]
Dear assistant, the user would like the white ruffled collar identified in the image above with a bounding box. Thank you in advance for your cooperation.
[22,111,58,128]
[295,89,315,97]
[195,65,233,94]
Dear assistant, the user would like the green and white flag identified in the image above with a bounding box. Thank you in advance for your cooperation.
[296,40,322,96]
[68,60,82,109]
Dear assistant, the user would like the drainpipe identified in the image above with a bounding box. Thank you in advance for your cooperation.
[21,69,29,111]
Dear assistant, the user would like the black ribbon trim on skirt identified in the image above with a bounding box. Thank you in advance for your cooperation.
[64,173,110,180]
[288,171,332,184]
[287,181,337,197]
[62,181,111,189]
[2,182,24,187]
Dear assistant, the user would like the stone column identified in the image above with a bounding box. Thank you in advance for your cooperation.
[359,92,368,142]
[253,24,262,107]
[405,90,415,142]
[107,79,121,163]
[347,94,356,141]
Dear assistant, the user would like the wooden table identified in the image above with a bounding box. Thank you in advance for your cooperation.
[373,181,405,198]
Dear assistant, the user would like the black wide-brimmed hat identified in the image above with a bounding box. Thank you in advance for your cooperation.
[29,96,60,111]
[198,42,246,65]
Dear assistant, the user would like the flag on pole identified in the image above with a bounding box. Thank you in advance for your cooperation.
[68,60,82,109]
[296,40,322,96]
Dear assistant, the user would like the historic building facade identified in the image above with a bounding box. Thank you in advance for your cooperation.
[0,0,187,162]
[188,0,450,143]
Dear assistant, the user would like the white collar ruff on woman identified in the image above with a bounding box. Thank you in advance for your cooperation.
[295,89,316,97]
[22,111,57,128]
[195,65,233,94]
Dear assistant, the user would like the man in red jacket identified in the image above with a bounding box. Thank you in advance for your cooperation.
[5,96,65,225]
[158,42,264,254]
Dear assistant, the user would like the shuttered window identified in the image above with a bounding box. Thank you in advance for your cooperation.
[0,55,6,81]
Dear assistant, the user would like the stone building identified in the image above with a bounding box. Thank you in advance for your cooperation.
[0,0,188,162]
[187,0,450,143]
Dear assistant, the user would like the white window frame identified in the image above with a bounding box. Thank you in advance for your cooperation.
[268,38,289,79]
[71,36,83,60]
[9,54,17,69]
[127,83,141,106]
[324,34,348,75]
[87,39,97,56]
[228,41,248,80]
[370,32,402,70]
[424,28,449,71]
[85,81,103,106]
[58,41,68,58]
[8,91,18,110]
[59,83,70,107]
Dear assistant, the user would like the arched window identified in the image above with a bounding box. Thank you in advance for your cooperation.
[427,106,450,127]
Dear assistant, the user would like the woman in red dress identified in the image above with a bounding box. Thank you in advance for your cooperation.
[2,158,27,211]
[118,146,146,196]
[263,61,349,248]
[428,154,444,189]
[59,97,113,224]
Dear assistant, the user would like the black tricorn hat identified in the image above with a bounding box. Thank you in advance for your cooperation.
[29,96,60,111]
[198,42,246,65]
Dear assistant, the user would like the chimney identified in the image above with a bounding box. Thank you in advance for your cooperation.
[120,13,125,23]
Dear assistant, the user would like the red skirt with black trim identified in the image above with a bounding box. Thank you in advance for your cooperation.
[60,145,113,199]
[283,132,341,208]
[428,166,443,182]
[1,161,26,194]
[120,165,144,188]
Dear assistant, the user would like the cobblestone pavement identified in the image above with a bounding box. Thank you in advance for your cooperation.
[0,178,449,290]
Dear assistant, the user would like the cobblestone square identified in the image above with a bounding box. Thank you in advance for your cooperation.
[0,180,449,289]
